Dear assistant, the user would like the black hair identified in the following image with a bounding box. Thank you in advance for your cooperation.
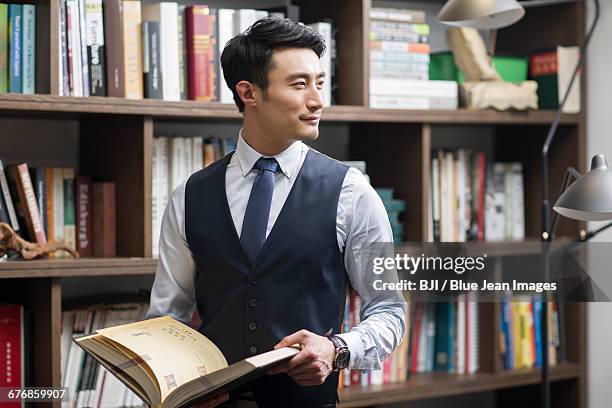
[220,17,326,112]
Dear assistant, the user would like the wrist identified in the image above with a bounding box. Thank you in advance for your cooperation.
[327,334,350,371]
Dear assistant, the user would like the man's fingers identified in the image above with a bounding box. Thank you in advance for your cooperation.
[268,348,314,374]
[274,329,311,349]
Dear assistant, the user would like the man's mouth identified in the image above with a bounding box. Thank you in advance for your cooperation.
[300,115,321,124]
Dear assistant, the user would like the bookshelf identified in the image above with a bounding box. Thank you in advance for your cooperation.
[0,0,587,407]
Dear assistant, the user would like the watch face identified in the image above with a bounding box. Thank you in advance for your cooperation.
[336,349,350,370]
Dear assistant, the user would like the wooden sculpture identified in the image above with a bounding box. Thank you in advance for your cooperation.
[0,222,79,260]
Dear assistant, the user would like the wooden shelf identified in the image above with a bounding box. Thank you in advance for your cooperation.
[0,257,157,278]
[339,363,581,407]
[0,93,582,124]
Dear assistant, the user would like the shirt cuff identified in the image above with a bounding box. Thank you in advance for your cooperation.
[337,331,364,369]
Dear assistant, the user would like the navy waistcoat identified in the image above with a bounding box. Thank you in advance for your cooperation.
[184,148,349,407]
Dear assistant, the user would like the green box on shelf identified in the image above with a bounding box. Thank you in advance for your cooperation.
[430,52,528,84]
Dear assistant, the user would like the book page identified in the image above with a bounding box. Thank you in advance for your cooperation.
[97,316,228,402]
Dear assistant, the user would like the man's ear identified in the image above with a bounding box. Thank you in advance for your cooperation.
[235,81,258,109]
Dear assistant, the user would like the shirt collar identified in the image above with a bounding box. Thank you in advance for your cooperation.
[236,130,304,179]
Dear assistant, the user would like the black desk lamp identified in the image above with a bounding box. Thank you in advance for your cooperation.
[436,1,603,408]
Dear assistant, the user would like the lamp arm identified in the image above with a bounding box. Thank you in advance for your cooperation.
[541,0,600,242]
[547,167,582,240]
[576,221,612,241]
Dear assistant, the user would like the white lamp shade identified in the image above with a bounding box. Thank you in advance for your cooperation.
[437,0,526,29]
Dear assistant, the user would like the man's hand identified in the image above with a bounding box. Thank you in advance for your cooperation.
[267,329,336,386]
[190,393,229,407]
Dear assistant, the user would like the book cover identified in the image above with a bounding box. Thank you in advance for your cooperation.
[142,2,180,101]
[21,4,35,94]
[142,21,162,99]
[8,3,22,93]
[0,4,8,93]
[186,5,218,101]
[122,0,143,99]
[84,0,106,96]
[74,316,299,408]
[7,163,47,244]
[93,181,115,257]
[63,168,76,253]
[103,0,125,97]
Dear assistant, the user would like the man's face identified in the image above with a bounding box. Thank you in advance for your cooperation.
[254,48,325,144]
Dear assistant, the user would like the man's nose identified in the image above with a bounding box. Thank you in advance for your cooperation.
[306,85,324,110]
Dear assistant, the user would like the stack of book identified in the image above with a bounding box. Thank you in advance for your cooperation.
[0,3,36,94]
[0,160,115,259]
[499,295,564,369]
[376,188,405,243]
[429,149,525,242]
[368,7,457,110]
[151,135,237,257]
[61,302,148,408]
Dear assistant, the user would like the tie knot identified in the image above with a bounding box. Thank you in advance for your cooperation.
[253,157,279,173]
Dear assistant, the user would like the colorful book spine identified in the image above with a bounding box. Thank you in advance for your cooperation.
[8,3,22,93]
[186,5,218,101]
[0,159,19,231]
[21,4,35,94]
[8,163,46,244]
[122,0,143,99]
[44,168,54,255]
[84,0,106,96]
[0,3,8,93]
[103,0,124,97]
[0,304,24,408]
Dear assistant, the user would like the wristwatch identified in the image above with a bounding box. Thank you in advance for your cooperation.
[327,334,350,371]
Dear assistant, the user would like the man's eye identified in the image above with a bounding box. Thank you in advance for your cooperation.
[316,81,325,89]
[293,82,306,88]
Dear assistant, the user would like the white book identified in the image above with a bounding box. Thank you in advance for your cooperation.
[152,138,160,258]
[467,294,479,374]
[169,137,185,192]
[557,46,581,113]
[456,295,466,374]
[445,151,454,242]
[417,306,428,373]
[66,0,83,96]
[370,94,458,110]
[217,9,236,104]
[77,0,90,96]
[511,163,525,241]
[307,22,332,106]
[60,311,75,381]
[182,137,193,182]
[234,9,258,34]
[142,3,181,101]
[369,369,383,385]
[158,136,170,220]
[485,163,506,241]
[370,78,458,98]
[192,136,204,173]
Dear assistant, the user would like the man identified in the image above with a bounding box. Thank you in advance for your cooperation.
[147,17,406,408]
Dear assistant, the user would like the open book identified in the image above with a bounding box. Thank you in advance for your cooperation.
[74,316,299,408]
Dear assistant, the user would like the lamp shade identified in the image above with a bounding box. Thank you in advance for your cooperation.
[436,0,525,29]
[554,154,612,221]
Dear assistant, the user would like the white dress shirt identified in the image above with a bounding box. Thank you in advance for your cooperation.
[147,134,406,370]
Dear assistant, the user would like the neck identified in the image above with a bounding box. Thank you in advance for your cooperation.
[242,114,293,156]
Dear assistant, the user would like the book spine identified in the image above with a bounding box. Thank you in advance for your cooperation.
[8,4,22,93]
[31,167,46,237]
[370,78,457,98]
[152,137,159,257]
[177,4,187,100]
[44,169,54,256]
[66,0,83,96]
[0,304,24,406]
[60,0,70,95]
[93,182,115,256]
[53,167,65,255]
[63,168,76,253]
[0,4,8,93]
[186,5,218,101]
[21,4,35,94]
[369,8,426,23]
[85,0,106,96]
[10,164,47,244]
[192,136,203,172]
[103,0,124,97]
[122,0,143,99]
[77,0,89,96]
[142,21,162,99]
[217,8,235,104]
[0,159,20,231]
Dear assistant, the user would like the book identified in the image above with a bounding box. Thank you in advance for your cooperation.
[0,3,7,93]
[123,0,143,99]
[76,176,93,257]
[530,46,580,113]
[177,4,187,100]
[186,5,218,101]
[84,0,106,96]
[142,2,180,101]
[93,181,115,257]
[21,4,34,94]
[142,21,163,99]
[217,8,235,104]
[7,163,47,244]
[74,315,299,408]
[0,304,24,408]
[63,168,76,253]
[8,3,22,93]
[103,0,124,97]
[77,0,90,96]
[0,159,20,232]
